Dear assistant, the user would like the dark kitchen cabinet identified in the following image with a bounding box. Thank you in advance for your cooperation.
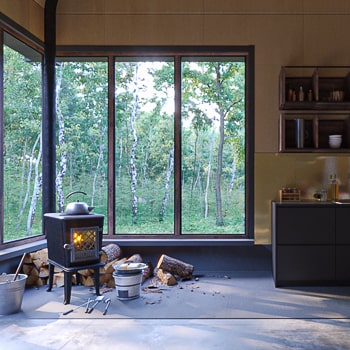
[335,207,350,281]
[272,202,350,286]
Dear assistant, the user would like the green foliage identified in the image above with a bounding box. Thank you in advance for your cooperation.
[3,53,246,241]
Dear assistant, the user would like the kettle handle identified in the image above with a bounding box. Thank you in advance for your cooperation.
[66,191,87,200]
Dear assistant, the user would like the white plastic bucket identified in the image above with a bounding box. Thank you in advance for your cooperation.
[113,271,142,300]
[0,273,27,315]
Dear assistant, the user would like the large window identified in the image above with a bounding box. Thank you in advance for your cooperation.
[0,36,254,246]
[181,58,246,234]
[55,59,108,232]
[1,31,43,243]
[115,59,175,234]
[113,51,252,237]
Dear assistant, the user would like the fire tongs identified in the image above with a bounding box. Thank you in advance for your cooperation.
[87,295,104,313]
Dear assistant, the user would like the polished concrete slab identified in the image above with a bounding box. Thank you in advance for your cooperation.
[1,270,350,349]
[1,318,350,349]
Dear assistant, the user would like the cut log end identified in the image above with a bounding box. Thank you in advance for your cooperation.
[156,254,194,279]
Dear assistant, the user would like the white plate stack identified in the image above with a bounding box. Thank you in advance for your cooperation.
[329,134,342,149]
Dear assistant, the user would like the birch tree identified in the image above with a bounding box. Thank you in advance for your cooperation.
[55,64,66,213]
[26,134,42,234]
[159,147,174,221]
[130,64,140,224]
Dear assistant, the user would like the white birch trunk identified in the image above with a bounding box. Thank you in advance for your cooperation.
[55,65,67,213]
[159,147,174,221]
[16,134,40,231]
[229,159,236,193]
[91,124,106,205]
[130,64,139,223]
[205,130,215,219]
[26,133,42,234]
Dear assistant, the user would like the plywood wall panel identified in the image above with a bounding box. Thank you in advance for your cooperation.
[0,0,43,40]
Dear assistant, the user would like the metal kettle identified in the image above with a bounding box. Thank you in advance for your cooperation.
[65,191,95,215]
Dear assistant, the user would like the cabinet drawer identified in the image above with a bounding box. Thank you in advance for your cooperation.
[276,206,335,244]
[336,246,350,281]
[276,246,335,283]
[335,207,350,244]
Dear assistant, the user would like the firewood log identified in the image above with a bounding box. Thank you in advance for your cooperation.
[142,262,153,284]
[26,273,40,286]
[22,263,34,276]
[39,266,49,278]
[81,275,95,287]
[156,254,194,279]
[154,267,177,286]
[103,257,127,274]
[30,248,48,263]
[101,243,123,263]
[23,253,33,264]
[78,268,94,277]
[54,272,65,288]
[125,253,143,263]
[146,276,162,289]
[99,273,113,286]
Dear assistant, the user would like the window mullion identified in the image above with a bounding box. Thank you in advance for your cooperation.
[174,56,182,236]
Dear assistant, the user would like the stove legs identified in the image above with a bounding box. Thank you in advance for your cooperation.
[46,260,104,304]
[46,264,55,292]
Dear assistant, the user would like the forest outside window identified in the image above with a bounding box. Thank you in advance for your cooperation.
[1,41,253,246]
[1,31,43,243]
[114,52,251,237]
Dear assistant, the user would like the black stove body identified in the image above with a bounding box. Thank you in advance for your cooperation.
[44,213,104,267]
[44,213,104,304]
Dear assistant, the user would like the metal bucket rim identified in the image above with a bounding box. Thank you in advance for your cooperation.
[0,273,27,285]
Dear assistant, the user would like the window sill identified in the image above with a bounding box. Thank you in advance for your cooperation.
[0,239,47,263]
[0,238,254,262]
[103,238,255,247]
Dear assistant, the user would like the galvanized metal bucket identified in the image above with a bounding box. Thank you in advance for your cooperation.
[0,273,27,315]
[113,271,142,300]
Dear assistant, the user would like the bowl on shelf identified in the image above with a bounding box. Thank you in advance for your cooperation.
[329,135,342,148]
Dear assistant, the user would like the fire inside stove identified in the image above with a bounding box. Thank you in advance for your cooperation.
[70,226,99,264]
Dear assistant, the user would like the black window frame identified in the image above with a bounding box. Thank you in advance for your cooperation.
[56,46,255,241]
[0,14,44,249]
[0,17,254,248]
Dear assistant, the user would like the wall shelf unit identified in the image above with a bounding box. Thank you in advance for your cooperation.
[279,66,350,153]
[279,113,350,152]
[279,66,350,110]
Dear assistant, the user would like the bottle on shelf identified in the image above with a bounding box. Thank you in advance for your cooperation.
[298,86,304,102]
[307,89,313,102]
[327,174,339,201]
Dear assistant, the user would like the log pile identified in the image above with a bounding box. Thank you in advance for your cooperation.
[22,248,51,287]
[22,246,194,290]
[147,254,194,287]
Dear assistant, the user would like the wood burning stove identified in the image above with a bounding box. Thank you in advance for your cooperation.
[44,213,104,304]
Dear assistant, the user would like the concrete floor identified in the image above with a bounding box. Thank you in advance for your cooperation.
[1,318,350,349]
[1,270,350,349]
[1,246,349,349]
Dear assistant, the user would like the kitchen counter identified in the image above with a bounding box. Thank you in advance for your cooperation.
[274,199,350,205]
[272,201,350,287]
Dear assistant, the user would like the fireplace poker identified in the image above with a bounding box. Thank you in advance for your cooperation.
[62,300,90,315]
[85,297,91,313]
[87,295,104,313]
[102,298,111,315]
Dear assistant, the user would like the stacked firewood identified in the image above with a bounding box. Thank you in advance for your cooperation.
[22,244,194,289]
[22,248,55,287]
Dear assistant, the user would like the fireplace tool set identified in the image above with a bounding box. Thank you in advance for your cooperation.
[62,296,111,316]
